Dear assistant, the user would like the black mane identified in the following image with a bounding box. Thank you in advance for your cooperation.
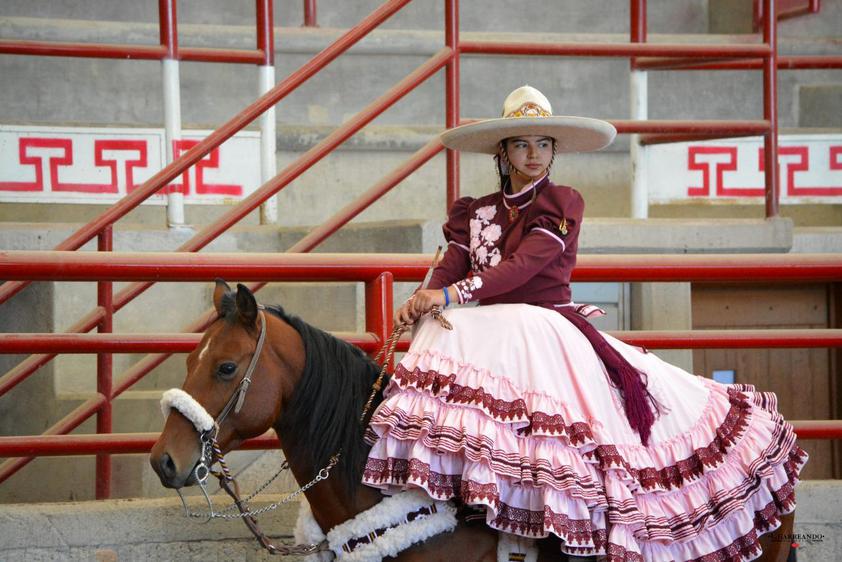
[267,305,384,497]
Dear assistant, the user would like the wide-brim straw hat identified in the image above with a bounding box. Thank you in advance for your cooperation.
[440,85,616,154]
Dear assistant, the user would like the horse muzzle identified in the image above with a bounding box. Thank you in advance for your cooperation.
[150,440,204,489]
[152,452,190,489]
[151,388,219,488]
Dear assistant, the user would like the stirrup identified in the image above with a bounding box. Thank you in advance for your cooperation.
[497,532,537,562]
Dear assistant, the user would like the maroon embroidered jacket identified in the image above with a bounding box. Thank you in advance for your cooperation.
[427,176,583,306]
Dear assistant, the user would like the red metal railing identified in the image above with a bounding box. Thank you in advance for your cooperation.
[1,0,841,498]
[755,0,821,31]
[0,253,841,472]
[0,0,273,64]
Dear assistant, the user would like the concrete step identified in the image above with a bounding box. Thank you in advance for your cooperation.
[1,480,840,560]
[0,492,306,561]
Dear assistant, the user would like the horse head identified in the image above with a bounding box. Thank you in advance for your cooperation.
[149,280,300,489]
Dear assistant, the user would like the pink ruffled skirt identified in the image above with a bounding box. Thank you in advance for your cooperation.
[362,304,806,561]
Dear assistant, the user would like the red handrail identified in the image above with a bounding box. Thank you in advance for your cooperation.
[3,329,842,355]
[3,251,841,283]
[304,0,318,27]
[0,0,417,495]
[754,0,821,31]
[634,55,842,71]
[444,0,460,208]
[0,254,840,475]
[0,4,269,64]
[461,41,772,58]
[3,418,839,457]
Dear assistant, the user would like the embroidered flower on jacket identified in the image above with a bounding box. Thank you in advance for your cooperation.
[481,223,502,244]
[455,275,484,303]
[475,246,488,264]
[476,205,497,222]
[469,205,503,273]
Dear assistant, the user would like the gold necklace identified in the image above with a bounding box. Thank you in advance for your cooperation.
[503,183,538,222]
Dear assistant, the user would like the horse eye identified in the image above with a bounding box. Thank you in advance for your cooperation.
[216,362,238,379]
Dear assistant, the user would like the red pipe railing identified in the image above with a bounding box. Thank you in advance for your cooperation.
[0,0,420,494]
[755,0,821,31]
[0,0,270,65]
[160,0,177,59]
[0,394,108,486]
[5,417,842,457]
[634,55,842,71]
[461,41,772,58]
[4,251,841,283]
[0,432,279,458]
[1,253,840,476]
[0,0,421,423]
[95,227,114,499]
[0,0,424,410]
[304,0,318,27]
[5,327,842,355]
[763,0,781,218]
[444,0,460,208]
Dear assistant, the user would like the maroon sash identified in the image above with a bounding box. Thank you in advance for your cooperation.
[550,305,659,445]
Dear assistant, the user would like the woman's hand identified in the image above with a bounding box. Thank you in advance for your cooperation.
[395,288,449,326]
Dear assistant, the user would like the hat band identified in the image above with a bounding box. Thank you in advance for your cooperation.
[504,101,552,119]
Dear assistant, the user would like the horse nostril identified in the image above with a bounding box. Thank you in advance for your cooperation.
[160,453,177,481]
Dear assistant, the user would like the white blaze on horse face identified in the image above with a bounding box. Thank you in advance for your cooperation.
[197,335,213,364]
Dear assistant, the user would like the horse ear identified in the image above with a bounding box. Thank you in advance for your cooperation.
[235,283,259,327]
[213,279,232,315]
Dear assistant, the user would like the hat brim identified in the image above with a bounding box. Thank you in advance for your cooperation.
[440,116,616,154]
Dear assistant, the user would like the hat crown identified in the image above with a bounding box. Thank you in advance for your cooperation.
[501,85,553,118]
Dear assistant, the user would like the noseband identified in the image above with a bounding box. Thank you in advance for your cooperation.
[161,308,268,485]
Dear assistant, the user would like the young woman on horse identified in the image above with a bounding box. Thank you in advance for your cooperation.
[362,85,807,561]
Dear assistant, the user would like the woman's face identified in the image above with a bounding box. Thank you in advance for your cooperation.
[503,135,554,179]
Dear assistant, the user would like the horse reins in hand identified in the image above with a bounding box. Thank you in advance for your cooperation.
[361,309,452,425]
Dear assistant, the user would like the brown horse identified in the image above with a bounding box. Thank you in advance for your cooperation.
[150,281,499,561]
[149,281,795,562]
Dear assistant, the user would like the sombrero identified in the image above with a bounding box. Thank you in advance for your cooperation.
[440,85,616,154]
